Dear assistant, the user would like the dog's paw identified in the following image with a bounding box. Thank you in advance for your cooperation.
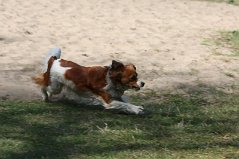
[132,105,145,115]
[138,110,145,115]
[42,96,49,102]
[138,106,144,110]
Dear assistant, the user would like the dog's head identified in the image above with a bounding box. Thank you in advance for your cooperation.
[109,60,145,90]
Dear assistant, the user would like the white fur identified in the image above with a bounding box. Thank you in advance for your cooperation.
[43,48,61,72]
[50,60,74,88]
[47,60,71,95]
[105,100,144,114]
[103,71,125,99]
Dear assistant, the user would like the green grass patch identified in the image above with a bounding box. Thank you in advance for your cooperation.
[194,0,239,5]
[203,30,239,56]
[0,86,238,158]
[219,31,239,56]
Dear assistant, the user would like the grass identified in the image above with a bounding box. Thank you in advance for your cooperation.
[202,30,239,56]
[219,31,239,52]
[224,72,235,78]
[194,0,239,5]
[0,85,238,159]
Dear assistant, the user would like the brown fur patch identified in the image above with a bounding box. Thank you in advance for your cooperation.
[32,73,45,86]
[109,63,139,89]
[122,65,138,87]
[60,59,112,103]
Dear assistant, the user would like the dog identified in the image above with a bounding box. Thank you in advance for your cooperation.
[32,48,145,115]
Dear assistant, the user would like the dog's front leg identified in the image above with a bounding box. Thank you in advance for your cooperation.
[106,100,144,115]
[93,89,144,115]
[119,95,129,103]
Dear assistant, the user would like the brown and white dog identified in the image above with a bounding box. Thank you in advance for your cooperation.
[33,48,145,115]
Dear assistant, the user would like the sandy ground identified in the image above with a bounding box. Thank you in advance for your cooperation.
[0,0,239,100]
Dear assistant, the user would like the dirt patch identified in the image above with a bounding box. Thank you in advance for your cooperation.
[0,0,239,100]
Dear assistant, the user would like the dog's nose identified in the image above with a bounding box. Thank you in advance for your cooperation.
[141,81,145,87]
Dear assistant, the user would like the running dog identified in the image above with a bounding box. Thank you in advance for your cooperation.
[33,48,145,114]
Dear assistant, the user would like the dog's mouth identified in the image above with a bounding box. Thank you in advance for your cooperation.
[130,81,145,91]
[132,86,141,91]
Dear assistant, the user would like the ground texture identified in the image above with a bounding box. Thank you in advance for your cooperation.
[1,0,239,99]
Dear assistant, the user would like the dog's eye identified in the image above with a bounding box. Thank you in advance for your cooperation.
[130,76,137,81]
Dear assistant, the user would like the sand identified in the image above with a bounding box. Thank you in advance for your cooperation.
[0,0,239,100]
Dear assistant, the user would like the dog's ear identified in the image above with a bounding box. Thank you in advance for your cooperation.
[129,64,136,70]
[109,60,124,82]
[111,60,124,71]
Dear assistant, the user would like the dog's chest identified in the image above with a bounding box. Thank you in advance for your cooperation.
[104,85,124,99]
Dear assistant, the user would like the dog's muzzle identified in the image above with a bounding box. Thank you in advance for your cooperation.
[139,81,145,88]
[134,81,145,91]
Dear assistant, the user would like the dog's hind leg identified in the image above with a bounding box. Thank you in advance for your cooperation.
[40,81,63,102]
[45,79,63,101]
[41,87,49,102]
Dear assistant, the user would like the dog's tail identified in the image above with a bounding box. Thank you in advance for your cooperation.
[32,48,61,87]
[43,48,61,72]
